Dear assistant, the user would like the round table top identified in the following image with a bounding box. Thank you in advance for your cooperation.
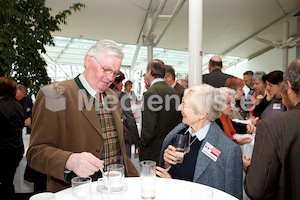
[55,177,237,200]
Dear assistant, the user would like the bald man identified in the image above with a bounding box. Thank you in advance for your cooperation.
[202,56,234,88]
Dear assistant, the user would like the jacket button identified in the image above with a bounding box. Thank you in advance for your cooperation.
[96,149,100,152]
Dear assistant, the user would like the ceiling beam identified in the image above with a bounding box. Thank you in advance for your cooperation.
[221,6,300,57]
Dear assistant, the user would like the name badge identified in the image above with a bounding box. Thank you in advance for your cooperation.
[202,142,221,162]
[273,103,281,110]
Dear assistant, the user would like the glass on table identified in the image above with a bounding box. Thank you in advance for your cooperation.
[173,134,188,163]
[107,164,125,192]
[140,160,156,199]
[71,176,91,200]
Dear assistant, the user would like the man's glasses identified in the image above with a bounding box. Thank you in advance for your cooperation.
[91,56,120,77]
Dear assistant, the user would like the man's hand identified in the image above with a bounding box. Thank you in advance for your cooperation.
[65,152,104,177]
[24,117,31,126]
[243,156,251,172]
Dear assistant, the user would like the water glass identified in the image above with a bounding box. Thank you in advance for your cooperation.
[71,177,91,200]
[173,134,188,163]
[140,160,156,199]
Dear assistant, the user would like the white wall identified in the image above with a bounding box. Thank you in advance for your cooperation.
[224,47,297,79]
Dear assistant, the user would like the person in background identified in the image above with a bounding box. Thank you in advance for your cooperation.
[252,70,286,120]
[143,73,150,91]
[110,72,140,158]
[243,71,256,117]
[16,84,33,134]
[249,71,266,117]
[278,81,294,111]
[26,39,138,192]
[176,78,188,89]
[243,58,300,199]
[0,77,24,200]
[164,65,185,102]
[124,80,138,103]
[202,56,234,88]
[215,87,255,145]
[243,71,256,97]
[140,59,181,164]
[224,77,257,125]
[156,84,243,200]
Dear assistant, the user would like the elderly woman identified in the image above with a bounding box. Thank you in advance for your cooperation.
[215,87,256,145]
[249,71,266,116]
[252,70,286,119]
[156,84,243,200]
[224,77,257,125]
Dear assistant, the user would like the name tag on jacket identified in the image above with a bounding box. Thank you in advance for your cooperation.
[202,142,221,162]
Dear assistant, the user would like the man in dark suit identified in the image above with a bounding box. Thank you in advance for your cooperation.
[140,60,181,163]
[203,56,234,88]
[164,65,185,102]
[16,84,33,133]
[243,58,300,200]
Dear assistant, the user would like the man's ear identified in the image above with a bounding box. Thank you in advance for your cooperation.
[84,54,92,68]
[287,80,293,94]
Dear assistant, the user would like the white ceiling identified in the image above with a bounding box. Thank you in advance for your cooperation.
[43,0,300,80]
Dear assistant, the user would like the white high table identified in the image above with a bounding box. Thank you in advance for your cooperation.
[55,177,238,200]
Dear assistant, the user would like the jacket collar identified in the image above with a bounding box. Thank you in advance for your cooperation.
[193,121,220,181]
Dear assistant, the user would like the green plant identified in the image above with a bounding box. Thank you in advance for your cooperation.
[0,0,85,96]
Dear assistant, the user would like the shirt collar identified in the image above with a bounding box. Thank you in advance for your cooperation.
[188,122,211,141]
[170,82,176,88]
[79,74,97,98]
[150,78,164,87]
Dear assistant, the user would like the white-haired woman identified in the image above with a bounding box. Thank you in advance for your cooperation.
[215,87,256,145]
[156,84,243,200]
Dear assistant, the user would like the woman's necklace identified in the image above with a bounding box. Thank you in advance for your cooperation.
[185,134,198,154]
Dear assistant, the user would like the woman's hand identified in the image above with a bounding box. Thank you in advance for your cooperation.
[163,145,178,168]
[249,116,258,126]
[266,89,274,101]
[236,137,253,145]
[246,124,256,134]
[156,166,172,179]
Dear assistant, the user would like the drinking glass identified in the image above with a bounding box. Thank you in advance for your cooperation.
[71,177,91,200]
[140,160,156,199]
[173,134,188,163]
[107,164,125,193]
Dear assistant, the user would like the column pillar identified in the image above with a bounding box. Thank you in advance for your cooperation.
[188,0,203,87]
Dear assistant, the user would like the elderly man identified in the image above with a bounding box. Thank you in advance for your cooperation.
[243,58,300,199]
[27,40,139,192]
[140,60,181,164]
[202,56,234,88]
[176,78,188,89]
